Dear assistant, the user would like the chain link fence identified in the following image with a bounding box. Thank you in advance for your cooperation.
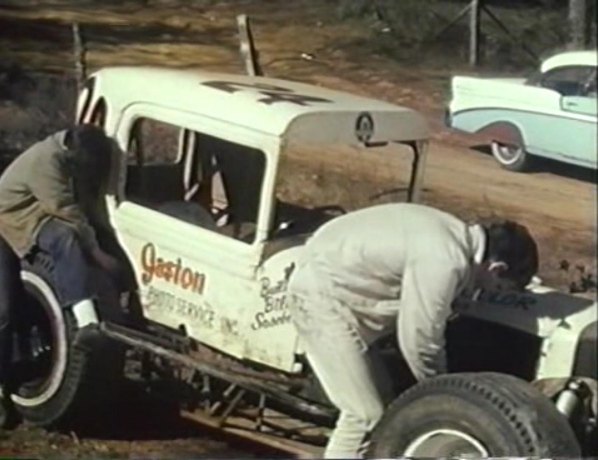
[336,0,595,69]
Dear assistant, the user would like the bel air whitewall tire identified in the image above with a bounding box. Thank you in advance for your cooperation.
[491,141,530,172]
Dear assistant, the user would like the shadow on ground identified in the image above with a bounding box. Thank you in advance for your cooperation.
[3,379,286,458]
[472,144,597,184]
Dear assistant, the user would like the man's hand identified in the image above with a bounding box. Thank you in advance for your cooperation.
[90,248,126,288]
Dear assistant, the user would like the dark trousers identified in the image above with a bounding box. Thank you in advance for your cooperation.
[36,219,97,306]
[0,236,21,387]
[1,219,95,387]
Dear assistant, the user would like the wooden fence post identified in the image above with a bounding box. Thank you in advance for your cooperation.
[72,23,87,90]
[568,0,587,48]
[237,14,263,77]
[469,0,481,67]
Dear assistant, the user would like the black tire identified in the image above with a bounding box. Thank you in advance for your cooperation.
[367,372,581,458]
[10,255,124,428]
[491,140,532,172]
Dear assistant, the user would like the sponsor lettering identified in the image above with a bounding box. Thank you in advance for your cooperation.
[141,243,206,294]
[202,81,333,106]
[251,264,295,330]
[479,290,537,311]
[146,285,215,328]
[220,317,240,337]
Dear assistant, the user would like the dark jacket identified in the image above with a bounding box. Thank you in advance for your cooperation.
[0,131,101,257]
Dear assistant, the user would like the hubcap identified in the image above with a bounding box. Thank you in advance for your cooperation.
[494,142,523,164]
[404,428,489,458]
[12,292,57,398]
[12,271,67,407]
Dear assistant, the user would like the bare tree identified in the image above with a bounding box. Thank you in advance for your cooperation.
[568,0,587,48]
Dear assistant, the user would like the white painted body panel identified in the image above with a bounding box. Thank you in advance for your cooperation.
[80,66,429,372]
[82,66,429,145]
[450,76,596,122]
[80,66,594,381]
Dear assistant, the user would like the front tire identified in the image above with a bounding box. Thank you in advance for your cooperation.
[491,140,531,172]
[367,373,581,458]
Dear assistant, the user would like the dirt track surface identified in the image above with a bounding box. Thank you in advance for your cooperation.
[0,0,596,457]
[0,382,281,458]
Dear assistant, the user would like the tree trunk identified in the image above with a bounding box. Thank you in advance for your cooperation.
[588,0,597,47]
[568,0,587,48]
[469,0,481,67]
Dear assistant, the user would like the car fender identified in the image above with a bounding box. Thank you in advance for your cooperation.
[455,286,597,379]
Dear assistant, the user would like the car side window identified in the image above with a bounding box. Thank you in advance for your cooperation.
[90,98,107,128]
[124,118,266,244]
[125,118,183,206]
[540,66,596,96]
[128,118,181,166]
[77,77,96,124]
[189,133,266,243]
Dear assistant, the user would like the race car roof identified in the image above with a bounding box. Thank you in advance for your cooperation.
[91,66,429,144]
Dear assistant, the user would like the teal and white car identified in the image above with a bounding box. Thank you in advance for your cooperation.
[447,50,597,172]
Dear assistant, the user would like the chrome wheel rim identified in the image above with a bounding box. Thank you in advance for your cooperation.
[404,428,489,458]
[493,141,523,165]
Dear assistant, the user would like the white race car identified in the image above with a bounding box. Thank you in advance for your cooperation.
[6,66,596,457]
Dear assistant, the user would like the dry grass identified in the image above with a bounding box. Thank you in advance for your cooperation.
[0,1,370,77]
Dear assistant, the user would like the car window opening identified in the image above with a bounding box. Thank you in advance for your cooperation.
[125,117,265,244]
[270,141,416,243]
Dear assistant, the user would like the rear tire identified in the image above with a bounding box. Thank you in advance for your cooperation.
[367,372,581,458]
[11,255,124,428]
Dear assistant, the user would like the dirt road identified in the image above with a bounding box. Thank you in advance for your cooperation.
[423,141,595,288]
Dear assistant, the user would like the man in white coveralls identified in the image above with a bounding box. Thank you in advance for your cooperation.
[286,202,539,458]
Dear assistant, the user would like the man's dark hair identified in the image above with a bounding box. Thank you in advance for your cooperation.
[64,124,113,197]
[486,220,539,289]
[64,124,112,172]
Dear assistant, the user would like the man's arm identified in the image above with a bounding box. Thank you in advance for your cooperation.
[29,151,99,252]
[397,261,464,381]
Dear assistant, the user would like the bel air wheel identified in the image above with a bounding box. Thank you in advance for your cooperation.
[366,373,581,458]
[491,140,531,172]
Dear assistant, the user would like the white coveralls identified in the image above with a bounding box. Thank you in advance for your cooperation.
[286,203,486,458]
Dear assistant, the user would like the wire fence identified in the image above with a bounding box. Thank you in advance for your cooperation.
[337,0,596,68]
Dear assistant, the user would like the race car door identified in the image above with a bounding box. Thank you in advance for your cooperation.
[108,103,271,360]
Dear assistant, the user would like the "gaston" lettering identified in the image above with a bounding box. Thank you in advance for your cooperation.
[140,243,206,294]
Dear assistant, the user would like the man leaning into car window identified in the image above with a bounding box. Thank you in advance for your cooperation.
[0,125,123,425]
[286,203,539,459]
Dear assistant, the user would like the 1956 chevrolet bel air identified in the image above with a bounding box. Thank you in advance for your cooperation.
[447,50,597,172]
